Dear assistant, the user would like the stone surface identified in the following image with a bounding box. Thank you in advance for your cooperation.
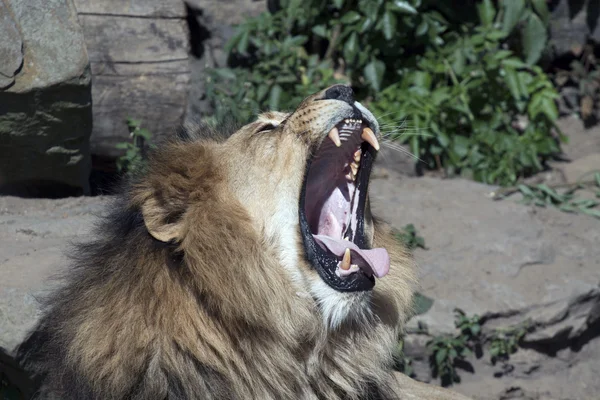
[549,0,600,58]
[369,175,600,399]
[74,0,190,158]
[0,0,92,196]
[0,1,23,89]
[0,196,110,352]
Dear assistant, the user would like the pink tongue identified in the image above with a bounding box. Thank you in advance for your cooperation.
[313,234,390,278]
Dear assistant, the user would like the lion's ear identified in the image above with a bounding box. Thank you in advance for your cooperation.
[141,196,184,243]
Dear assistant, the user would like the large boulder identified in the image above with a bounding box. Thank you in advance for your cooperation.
[549,0,600,58]
[370,175,600,399]
[73,0,191,158]
[0,0,92,197]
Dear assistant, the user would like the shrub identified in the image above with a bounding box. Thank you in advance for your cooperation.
[206,0,563,185]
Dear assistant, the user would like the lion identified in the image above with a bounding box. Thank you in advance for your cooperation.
[16,85,470,399]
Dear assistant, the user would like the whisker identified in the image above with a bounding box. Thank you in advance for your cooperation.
[381,141,426,163]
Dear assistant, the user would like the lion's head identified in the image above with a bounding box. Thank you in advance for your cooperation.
[137,85,409,328]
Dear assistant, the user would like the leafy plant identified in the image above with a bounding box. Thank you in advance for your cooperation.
[427,335,472,385]
[426,309,480,385]
[514,173,600,218]
[488,325,528,364]
[115,118,154,175]
[371,0,562,185]
[207,0,562,186]
[394,223,427,250]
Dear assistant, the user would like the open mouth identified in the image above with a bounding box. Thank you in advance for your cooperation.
[299,117,390,292]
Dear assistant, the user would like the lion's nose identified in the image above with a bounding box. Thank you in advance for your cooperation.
[324,85,355,105]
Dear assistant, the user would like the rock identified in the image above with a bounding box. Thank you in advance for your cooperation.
[0,0,92,197]
[73,0,191,158]
[0,196,111,352]
[370,176,600,399]
[0,2,22,90]
[557,153,600,182]
[549,0,600,58]
[185,0,266,120]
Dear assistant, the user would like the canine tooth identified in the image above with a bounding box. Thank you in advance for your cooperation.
[341,248,351,270]
[345,173,353,181]
[328,127,341,147]
[361,127,380,151]
[350,162,358,177]
[344,236,349,241]
[353,149,361,162]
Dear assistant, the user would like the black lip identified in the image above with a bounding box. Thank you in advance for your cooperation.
[299,138,377,292]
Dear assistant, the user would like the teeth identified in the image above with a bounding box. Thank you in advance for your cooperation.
[341,248,351,270]
[345,172,353,181]
[353,149,361,162]
[361,127,380,151]
[350,162,358,177]
[343,119,363,124]
[344,236,350,241]
[328,127,341,147]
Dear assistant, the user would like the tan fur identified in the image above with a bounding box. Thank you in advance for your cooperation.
[17,86,470,399]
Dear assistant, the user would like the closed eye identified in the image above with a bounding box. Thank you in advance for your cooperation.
[256,123,275,133]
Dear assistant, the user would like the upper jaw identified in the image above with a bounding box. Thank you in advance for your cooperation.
[299,102,387,293]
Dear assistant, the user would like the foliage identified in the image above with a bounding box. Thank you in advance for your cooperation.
[426,309,481,385]
[427,335,472,385]
[488,325,528,364]
[514,173,600,218]
[115,118,154,175]
[207,0,562,186]
[371,0,563,186]
[394,223,427,250]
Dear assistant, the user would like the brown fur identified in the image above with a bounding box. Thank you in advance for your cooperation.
[16,86,470,399]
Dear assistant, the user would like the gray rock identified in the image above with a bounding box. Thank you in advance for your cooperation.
[369,175,600,399]
[0,2,22,90]
[0,195,111,352]
[73,0,190,158]
[549,0,600,58]
[0,0,92,196]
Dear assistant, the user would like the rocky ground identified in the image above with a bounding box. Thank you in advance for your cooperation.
[1,116,600,399]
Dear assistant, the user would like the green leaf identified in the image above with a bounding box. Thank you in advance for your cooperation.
[540,96,558,121]
[504,67,524,100]
[595,172,600,187]
[502,0,525,33]
[236,30,250,54]
[312,25,327,37]
[343,32,359,62]
[477,0,496,27]
[364,59,386,92]
[413,293,434,315]
[333,0,344,9]
[115,142,129,150]
[341,11,362,24]
[416,20,429,36]
[268,84,282,111]
[531,0,550,24]
[389,1,417,14]
[435,348,448,366]
[382,11,397,40]
[453,136,470,158]
[523,13,547,65]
